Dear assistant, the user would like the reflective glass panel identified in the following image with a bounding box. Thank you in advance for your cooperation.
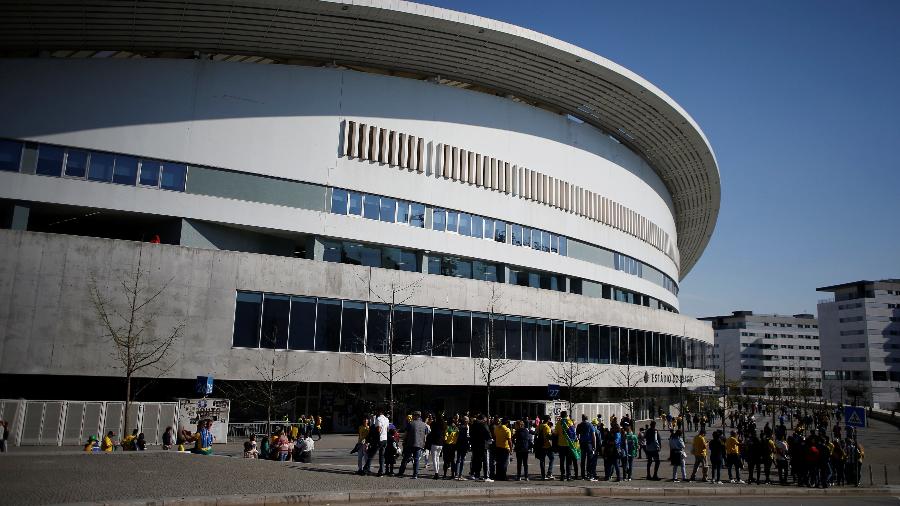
[288,296,315,351]
[139,159,161,187]
[522,228,532,249]
[459,213,471,236]
[510,224,522,246]
[491,316,505,358]
[379,197,397,223]
[551,235,559,254]
[342,242,381,267]
[471,312,488,358]
[232,292,262,348]
[87,152,115,182]
[599,326,611,364]
[542,231,551,252]
[610,328,620,364]
[559,236,567,256]
[64,149,88,178]
[564,322,577,362]
[536,320,552,361]
[551,321,564,362]
[331,188,349,214]
[392,306,412,355]
[577,323,589,363]
[522,318,537,361]
[409,203,425,227]
[0,139,22,172]
[451,310,471,358]
[260,294,290,349]
[160,162,187,191]
[314,298,341,352]
[505,316,521,360]
[589,325,600,363]
[397,201,411,224]
[112,155,138,185]
[36,145,64,176]
[432,209,446,231]
[470,215,482,238]
[532,229,542,250]
[412,307,434,355]
[362,194,380,219]
[339,301,366,353]
[482,219,494,240]
[447,211,458,233]
[366,303,390,354]
[427,255,441,275]
[434,309,455,356]
[495,221,507,243]
[348,192,363,216]
[322,240,341,263]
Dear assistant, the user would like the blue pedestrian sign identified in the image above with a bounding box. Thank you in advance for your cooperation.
[547,384,561,400]
[196,376,214,396]
[844,406,866,428]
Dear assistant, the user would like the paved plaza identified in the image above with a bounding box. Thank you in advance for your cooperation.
[1,417,898,505]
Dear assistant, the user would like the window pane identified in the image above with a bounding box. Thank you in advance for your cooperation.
[232,292,262,348]
[432,209,446,231]
[379,197,397,222]
[160,162,187,191]
[331,188,349,214]
[412,307,434,356]
[260,294,290,349]
[340,301,366,353]
[559,236,567,256]
[510,224,522,246]
[0,139,22,172]
[537,320,552,361]
[322,240,341,263]
[36,145,64,176]
[382,247,417,272]
[471,312,488,358]
[532,229,542,250]
[551,235,559,254]
[473,261,497,282]
[542,231,551,252]
[482,218,494,240]
[366,303,390,354]
[451,310,471,357]
[288,296,315,350]
[342,242,381,267]
[397,201,411,224]
[443,257,471,279]
[599,326,611,364]
[399,250,418,272]
[458,213,471,236]
[636,330,646,366]
[64,149,88,178]
[505,316,521,360]
[445,211,457,233]
[577,323,589,363]
[427,255,441,275]
[409,203,425,227]
[495,221,507,243]
[348,192,363,216]
[552,321,564,362]
[432,309,454,356]
[314,299,341,352]
[588,325,600,363]
[112,155,138,185]
[522,228,532,249]
[610,328,620,364]
[528,272,540,289]
[363,194,380,219]
[564,322,577,362]
[470,215,483,238]
[87,152,114,182]
[392,305,412,355]
[139,159,160,187]
[522,318,537,361]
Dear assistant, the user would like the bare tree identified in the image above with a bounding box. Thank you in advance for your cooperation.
[474,284,519,417]
[551,357,594,414]
[89,245,185,435]
[611,362,643,417]
[218,327,303,436]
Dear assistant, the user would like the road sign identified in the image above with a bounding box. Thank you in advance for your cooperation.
[844,406,866,428]
[196,376,214,396]
[547,384,561,400]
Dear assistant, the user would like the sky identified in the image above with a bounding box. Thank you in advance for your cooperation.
[421,0,900,318]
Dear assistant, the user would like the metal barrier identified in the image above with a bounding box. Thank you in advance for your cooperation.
[0,399,178,447]
[226,422,310,439]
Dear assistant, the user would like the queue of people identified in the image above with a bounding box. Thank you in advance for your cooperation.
[82,419,217,454]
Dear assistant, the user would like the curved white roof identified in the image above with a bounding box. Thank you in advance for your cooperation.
[0,0,720,278]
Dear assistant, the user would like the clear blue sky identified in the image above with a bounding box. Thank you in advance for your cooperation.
[422,0,900,318]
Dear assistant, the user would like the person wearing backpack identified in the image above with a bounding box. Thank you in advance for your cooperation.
[644,420,662,480]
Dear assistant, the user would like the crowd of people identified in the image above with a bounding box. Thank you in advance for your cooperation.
[328,405,867,488]
[82,419,216,454]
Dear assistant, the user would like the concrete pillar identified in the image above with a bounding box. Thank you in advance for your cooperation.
[2,202,30,230]
[308,236,327,261]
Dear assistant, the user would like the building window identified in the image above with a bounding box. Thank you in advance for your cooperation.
[260,294,290,349]
[0,139,22,172]
[331,188,349,214]
[112,155,139,185]
[314,298,342,352]
[288,296,316,351]
[87,152,115,182]
[139,159,161,187]
[160,162,187,192]
[232,292,263,348]
[339,301,366,353]
[64,149,89,178]
[35,144,64,177]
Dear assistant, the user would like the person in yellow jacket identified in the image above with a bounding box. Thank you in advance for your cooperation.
[689,429,709,482]
[535,416,555,480]
[101,431,115,452]
[725,431,744,483]
[553,411,579,480]
[493,418,512,481]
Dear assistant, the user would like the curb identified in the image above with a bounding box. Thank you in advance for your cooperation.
[64,485,900,505]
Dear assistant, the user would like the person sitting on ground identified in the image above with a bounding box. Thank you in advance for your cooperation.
[121,429,138,451]
[83,435,100,453]
[190,419,214,455]
[136,432,147,451]
[162,427,174,450]
[244,434,259,459]
[102,431,115,452]
[295,433,314,463]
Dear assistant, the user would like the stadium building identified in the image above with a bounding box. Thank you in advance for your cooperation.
[0,0,720,428]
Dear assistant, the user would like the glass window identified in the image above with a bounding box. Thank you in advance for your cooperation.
[450,310,471,358]
[589,325,600,363]
[610,327,620,364]
[35,145,64,176]
[427,255,441,275]
[232,292,262,348]
[342,242,381,268]
[0,139,22,172]
[446,211,458,233]
[340,301,366,353]
[432,209,446,231]
[505,316,521,360]
[397,201,411,225]
[383,247,417,272]
[409,203,425,228]
[651,332,660,367]
[521,318,537,361]
[379,197,397,223]
[288,296,315,351]
[637,330,646,366]
[470,215,483,238]
[330,188,349,214]
[112,155,138,185]
[392,305,412,355]
[348,192,363,216]
[366,303,390,354]
[551,321,564,362]
[443,257,472,279]
[87,152,115,182]
[434,309,455,356]
[577,323,590,363]
[412,307,434,356]
[64,149,88,178]
[542,231,551,252]
[532,230,542,250]
[510,224,522,246]
[482,219,494,240]
[458,213,471,236]
[522,227,532,249]
[528,272,540,289]
[473,261,498,282]
[314,298,341,352]
[551,235,559,254]
[363,194,380,219]
[471,312,488,359]
[559,236,567,256]
[260,294,290,349]
[599,326,611,364]
[494,221,507,243]
[565,322,577,362]
[322,240,341,263]
[160,162,187,191]
[537,319,552,361]
[139,159,161,187]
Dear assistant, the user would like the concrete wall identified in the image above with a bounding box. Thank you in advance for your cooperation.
[0,230,712,389]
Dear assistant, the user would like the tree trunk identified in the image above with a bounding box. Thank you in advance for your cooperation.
[123,373,132,436]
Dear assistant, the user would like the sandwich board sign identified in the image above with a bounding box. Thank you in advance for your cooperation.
[844,406,866,428]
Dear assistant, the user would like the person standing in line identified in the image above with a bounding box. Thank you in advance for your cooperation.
[709,430,725,484]
[512,419,530,481]
[443,415,459,479]
[354,417,369,474]
[689,429,709,483]
[534,415,552,480]
[469,414,492,481]
[669,430,687,482]
[576,414,597,481]
[623,424,638,481]
[453,416,470,481]
[637,426,646,460]
[397,411,429,479]
[364,409,389,476]
[554,411,578,481]
[644,420,662,480]
[725,430,745,484]
[774,433,789,485]
[429,414,447,480]
[493,417,512,481]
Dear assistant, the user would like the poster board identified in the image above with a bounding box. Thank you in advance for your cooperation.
[177,398,230,444]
